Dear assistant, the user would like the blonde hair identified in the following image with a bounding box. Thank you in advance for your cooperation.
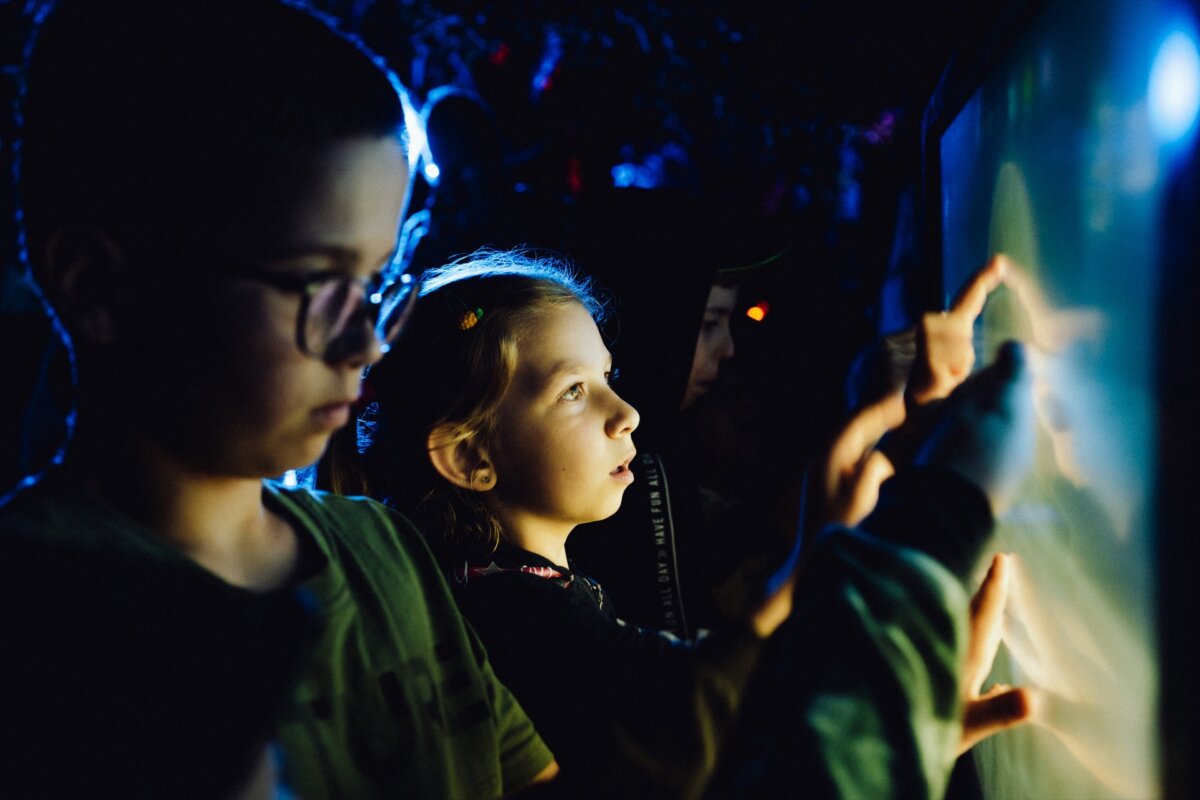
[347,249,607,562]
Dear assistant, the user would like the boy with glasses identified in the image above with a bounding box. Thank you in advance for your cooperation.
[1,0,555,796]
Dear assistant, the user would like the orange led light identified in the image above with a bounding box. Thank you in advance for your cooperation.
[746,302,769,322]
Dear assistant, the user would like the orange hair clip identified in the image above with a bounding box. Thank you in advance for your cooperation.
[458,307,484,330]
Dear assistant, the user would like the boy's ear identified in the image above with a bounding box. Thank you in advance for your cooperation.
[426,423,497,492]
[41,225,129,347]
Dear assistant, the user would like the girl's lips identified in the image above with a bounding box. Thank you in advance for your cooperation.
[610,451,637,482]
[610,464,635,484]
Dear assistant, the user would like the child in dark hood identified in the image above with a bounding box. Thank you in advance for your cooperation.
[563,189,797,638]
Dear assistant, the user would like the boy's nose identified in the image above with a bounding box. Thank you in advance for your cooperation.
[325,316,386,369]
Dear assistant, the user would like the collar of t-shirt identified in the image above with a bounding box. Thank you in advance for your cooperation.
[452,542,607,612]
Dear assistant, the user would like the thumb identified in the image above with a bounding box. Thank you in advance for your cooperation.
[837,449,895,527]
[959,686,1034,755]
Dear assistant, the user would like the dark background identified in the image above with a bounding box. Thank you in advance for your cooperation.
[0,0,1001,312]
[0,0,999,491]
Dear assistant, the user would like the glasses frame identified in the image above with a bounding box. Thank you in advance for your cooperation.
[215,262,420,360]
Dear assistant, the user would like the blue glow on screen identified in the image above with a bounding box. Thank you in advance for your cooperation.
[937,1,1198,797]
[1148,30,1200,143]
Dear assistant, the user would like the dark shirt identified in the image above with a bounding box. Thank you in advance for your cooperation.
[449,542,763,799]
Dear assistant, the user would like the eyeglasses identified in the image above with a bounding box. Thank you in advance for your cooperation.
[221,265,420,361]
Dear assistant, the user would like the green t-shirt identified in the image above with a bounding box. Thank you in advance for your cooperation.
[0,473,553,799]
[267,484,553,798]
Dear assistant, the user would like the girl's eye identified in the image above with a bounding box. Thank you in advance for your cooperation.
[606,368,621,385]
[561,383,585,401]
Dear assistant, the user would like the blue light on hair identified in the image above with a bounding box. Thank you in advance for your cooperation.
[401,90,428,171]
[419,248,607,324]
[531,29,563,98]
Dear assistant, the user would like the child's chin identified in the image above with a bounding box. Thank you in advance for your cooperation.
[250,438,328,482]
[597,496,628,521]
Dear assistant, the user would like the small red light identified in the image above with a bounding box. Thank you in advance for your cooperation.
[567,156,583,195]
[746,302,769,322]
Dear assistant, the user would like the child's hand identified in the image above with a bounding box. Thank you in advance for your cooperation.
[959,553,1033,754]
[748,393,902,638]
[822,392,906,528]
[753,393,905,639]
[908,254,1007,407]
[749,571,794,639]
[913,340,1036,515]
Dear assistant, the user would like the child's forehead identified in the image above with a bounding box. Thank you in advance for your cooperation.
[514,302,610,378]
[705,284,740,311]
[220,136,409,262]
[525,300,604,340]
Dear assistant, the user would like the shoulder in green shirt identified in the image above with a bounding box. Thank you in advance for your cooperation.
[0,474,553,799]
[268,484,554,799]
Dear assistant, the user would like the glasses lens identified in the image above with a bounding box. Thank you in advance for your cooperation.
[376,273,420,348]
[305,279,362,358]
[303,273,418,359]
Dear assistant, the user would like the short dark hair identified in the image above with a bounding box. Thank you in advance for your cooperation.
[18,0,407,278]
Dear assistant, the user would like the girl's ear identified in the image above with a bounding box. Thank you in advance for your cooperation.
[427,423,497,493]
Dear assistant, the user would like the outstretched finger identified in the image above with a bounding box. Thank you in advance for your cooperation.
[908,256,1004,406]
[824,393,905,527]
[950,253,1008,322]
[966,553,1012,692]
[829,392,906,472]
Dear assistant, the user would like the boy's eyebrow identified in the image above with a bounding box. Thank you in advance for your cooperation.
[260,243,399,270]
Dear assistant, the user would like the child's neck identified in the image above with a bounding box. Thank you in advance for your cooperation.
[69,423,299,593]
[501,518,572,569]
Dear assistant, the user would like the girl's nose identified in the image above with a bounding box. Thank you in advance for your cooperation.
[606,391,640,438]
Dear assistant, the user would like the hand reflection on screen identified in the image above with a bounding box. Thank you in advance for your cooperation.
[971,259,1156,800]
[990,259,1107,492]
